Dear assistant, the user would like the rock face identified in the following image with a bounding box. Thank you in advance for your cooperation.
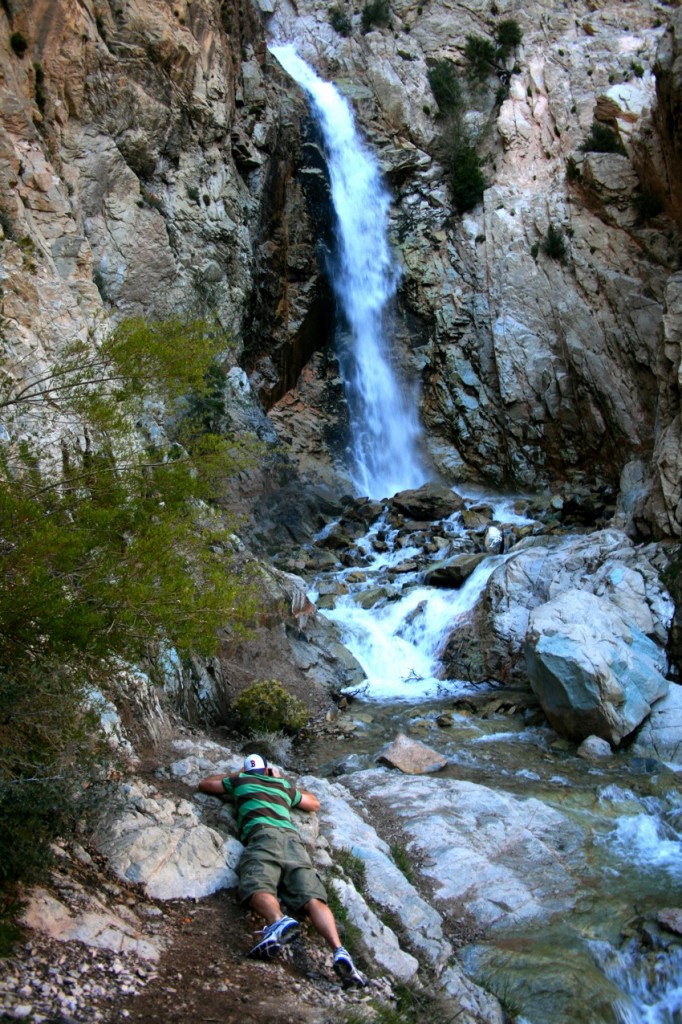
[343,769,586,932]
[631,681,682,762]
[93,778,242,900]
[2,0,682,538]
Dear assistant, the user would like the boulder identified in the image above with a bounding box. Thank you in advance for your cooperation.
[577,735,613,759]
[377,733,448,774]
[330,877,419,982]
[525,590,669,744]
[423,552,487,588]
[94,780,242,900]
[631,683,682,764]
[22,888,162,960]
[390,483,464,521]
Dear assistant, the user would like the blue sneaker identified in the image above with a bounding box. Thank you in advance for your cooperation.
[333,946,368,987]
[247,916,300,960]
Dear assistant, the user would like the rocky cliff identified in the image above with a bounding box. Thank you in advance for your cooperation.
[2,0,681,536]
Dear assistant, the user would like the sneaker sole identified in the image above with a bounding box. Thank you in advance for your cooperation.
[247,936,282,960]
[333,960,367,988]
[274,920,301,945]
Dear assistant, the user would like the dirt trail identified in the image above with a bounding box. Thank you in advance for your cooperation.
[101,887,360,1024]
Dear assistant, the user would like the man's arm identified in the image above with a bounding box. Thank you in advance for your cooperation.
[297,789,320,813]
[198,773,235,796]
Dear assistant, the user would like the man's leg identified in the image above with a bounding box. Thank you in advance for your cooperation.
[304,897,343,949]
[246,890,300,960]
[249,891,286,926]
[304,898,368,988]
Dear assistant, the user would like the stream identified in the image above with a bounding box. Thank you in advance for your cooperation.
[300,491,682,1024]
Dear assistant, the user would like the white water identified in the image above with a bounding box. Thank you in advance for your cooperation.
[322,557,498,700]
[269,44,427,500]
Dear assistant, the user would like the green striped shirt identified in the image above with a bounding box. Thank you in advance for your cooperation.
[223,772,302,841]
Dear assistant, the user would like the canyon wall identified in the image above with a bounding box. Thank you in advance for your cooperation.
[1,0,681,536]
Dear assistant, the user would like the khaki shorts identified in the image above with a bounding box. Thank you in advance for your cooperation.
[238,826,327,912]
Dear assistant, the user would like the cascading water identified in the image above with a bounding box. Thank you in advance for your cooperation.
[269,44,427,500]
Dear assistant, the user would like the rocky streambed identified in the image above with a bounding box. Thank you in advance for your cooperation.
[4,483,682,1024]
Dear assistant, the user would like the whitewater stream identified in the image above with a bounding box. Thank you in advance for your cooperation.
[305,494,682,1024]
[268,45,682,1023]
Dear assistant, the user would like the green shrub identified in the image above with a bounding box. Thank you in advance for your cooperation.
[464,34,497,80]
[33,61,45,114]
[232,680,308,735]
[448,141,486,213]
[361,0,390,32]
[0,317,261,895]
[329,5,352,36]
[427,59,463,116]
[9,31,27,56]
[631,61,644,78]
[542,223,567,262]
[496,19,522,55]
[580,121,626,155]
[566,155,581,182]
[633,188,664,222]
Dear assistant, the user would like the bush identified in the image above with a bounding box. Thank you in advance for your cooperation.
[232,680,308,736]
[580,121,626,155]
[633,189,664,222]
[566,155,581,182]
[464,34,497,80]
[444,137,487,213]
[427,60,463,116]
[496,19,522,55]
[9,31,27,56]
[361,0,390,33]
[329,5,352,36]
[542,223,567,262]
[0,318,261,892]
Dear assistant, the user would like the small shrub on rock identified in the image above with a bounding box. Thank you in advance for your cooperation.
[580,121,626,156]
[542,223,567,263]
[9,30,27,56]
[496,19,522,55]
[329,5,352,36]
[464,34,497,80]
[232,680,308,736]
[427,59,463,116]
[361,0,390,33]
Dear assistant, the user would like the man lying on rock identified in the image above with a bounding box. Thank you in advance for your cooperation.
[198,753,368,988]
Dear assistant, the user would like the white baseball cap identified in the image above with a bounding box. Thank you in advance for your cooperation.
[243,753,267,772]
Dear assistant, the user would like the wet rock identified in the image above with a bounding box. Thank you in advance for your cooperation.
[376,733,448,774]
[344,770,586,933]
[658,908,682,936]
[423,552,486,588]
[631,683,682,764]
[577,735,613,759]
[389,483,464,522]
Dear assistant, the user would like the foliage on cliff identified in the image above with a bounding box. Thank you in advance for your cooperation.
[0,318,261,890]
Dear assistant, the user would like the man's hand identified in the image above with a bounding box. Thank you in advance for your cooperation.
[267,766,281,778]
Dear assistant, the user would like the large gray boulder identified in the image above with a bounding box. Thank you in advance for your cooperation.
[525,589,669,744]
[445,530,674,686]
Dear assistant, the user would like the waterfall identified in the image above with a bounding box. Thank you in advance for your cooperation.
[269,44,427,500]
